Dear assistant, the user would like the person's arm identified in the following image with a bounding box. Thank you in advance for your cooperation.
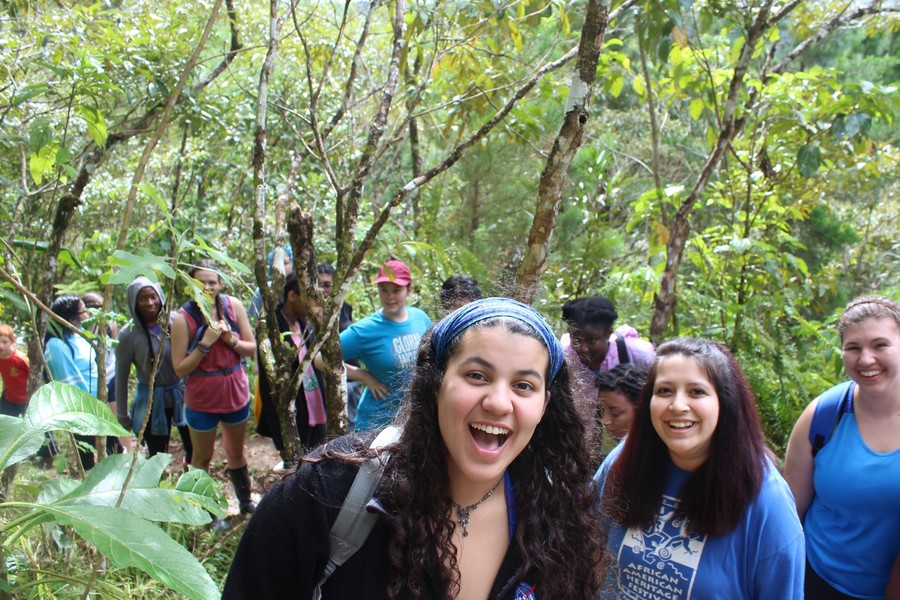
[312,354,388,399]
[219,297,256,358]
[887,551,900,598]
[783,400,818,522]
[44,337,88,390]
[170,312,221,379]
[114,336,133,430]
[345,363,388,399]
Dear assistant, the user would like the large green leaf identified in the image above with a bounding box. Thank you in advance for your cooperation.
[24,382,129,437]
[0,415,45,468]
[176,467,229,514]
[38,478,81,504]
[1,383,128,468]
[53,454,221,524]
[48,505,219,600]
[101,250,176,285]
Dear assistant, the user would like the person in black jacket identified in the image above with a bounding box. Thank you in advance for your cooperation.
[224,298,606,599]
[256,272,327,451]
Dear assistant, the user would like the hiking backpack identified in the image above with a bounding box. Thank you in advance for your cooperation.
[312,426,401,600]
[808,380,857,457]
[615,335,630,365]
[180,296,239,354]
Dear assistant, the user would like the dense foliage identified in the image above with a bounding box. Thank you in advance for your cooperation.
[0,0,898,595]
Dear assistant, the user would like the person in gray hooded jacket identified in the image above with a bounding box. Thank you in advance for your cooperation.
[115,277,193,461]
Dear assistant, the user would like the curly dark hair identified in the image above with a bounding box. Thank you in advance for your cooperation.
[594,363,647,406]
[439,275,483,311]
[561,296,618,330]
[369,318,606,599]
[45,295,83,342]
[603,337,767,537]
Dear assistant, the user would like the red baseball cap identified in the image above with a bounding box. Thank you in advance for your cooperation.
[374,260,412,286]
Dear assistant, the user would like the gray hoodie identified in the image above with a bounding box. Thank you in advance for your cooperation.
[114,277,180,425]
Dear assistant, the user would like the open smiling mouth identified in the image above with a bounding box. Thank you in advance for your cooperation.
[666,421,696,431]
[470,423,510,451]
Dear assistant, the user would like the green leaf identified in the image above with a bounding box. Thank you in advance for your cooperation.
[1,383,128,469]
[633,75,646,98]
[13,84,51,106]
[843,112,871,138]
[38,477,81,505]
[797,144,821,178]
[0,415,45,468]
[608,72,624,98]
[101,250,176,285]
[26,382,129,437]
[138,183,168,212]
[77,104,108,147]
[54,454,221,524]
[48,505,219,600]
[28,117,52,152]
[690,98,704,120]
[29,144,58,185]
[191,236,251,276]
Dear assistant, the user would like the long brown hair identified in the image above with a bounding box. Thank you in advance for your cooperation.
[603,337,767,537]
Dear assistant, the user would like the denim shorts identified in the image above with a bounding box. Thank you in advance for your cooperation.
[184,402,250,432]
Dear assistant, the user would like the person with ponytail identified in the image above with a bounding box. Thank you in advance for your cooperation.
[785,296,900,599]
[171,259,257,517]
[44,295,100,469]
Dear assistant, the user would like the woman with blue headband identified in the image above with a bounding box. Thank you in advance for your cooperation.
[225,298,606,599]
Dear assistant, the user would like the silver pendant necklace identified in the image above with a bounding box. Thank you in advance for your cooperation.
[452,479,502,537]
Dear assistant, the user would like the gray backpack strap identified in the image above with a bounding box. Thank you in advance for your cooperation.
[312,426,401,600]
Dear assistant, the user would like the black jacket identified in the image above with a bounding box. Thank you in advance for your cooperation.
[223,434,538,599]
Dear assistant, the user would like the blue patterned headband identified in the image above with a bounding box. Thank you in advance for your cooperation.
[431,297,564,381]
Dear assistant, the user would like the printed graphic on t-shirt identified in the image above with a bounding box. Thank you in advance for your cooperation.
[616,494,707,599]
[392,333,420,369]
[515,581,537,599]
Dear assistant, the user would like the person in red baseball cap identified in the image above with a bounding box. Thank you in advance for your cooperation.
[323,259,432,431]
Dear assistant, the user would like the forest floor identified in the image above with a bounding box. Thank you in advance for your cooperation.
[163,432,283,518]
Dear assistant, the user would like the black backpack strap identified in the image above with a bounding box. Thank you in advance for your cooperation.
[809,381,856,457]
[312,426,401,600]
[615,335,630,365]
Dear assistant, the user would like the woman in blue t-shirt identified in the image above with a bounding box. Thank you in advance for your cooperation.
[320,259,431,432]
[784,296,900,599]
[595,338,804,599]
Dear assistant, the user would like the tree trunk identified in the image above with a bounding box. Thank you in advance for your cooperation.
[516,0,610,303]
[250,0,305,464]
[648,0,884,338]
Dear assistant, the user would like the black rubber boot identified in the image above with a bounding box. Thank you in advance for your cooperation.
[228,465,257,515]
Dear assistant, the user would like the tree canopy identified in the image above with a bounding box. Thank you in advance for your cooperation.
[0,0,898,594]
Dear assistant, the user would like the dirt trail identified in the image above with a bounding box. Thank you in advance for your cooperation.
[165,433,283,516]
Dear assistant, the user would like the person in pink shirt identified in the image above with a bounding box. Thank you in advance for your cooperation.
[171,260,257,517]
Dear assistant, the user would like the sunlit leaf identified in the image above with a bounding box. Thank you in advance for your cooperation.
[1,383,127,468]
[52,453,221,524]
[48,505,219,600]
[101,250,176,285]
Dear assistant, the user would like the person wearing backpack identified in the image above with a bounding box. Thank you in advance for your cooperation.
[44,295,101,469]
[171,259,258,516]
[784,295,900,599]
[561,296,656,463]
[115,276,192,463]
[223,298,607,599]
